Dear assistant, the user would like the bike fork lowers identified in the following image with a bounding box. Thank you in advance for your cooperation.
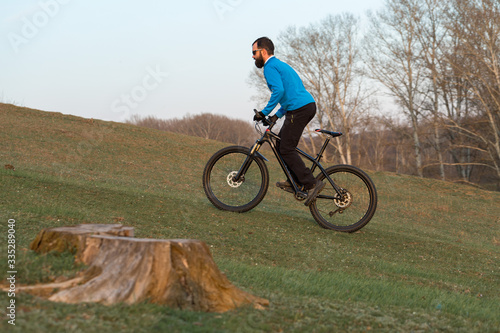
[232,142,264,183]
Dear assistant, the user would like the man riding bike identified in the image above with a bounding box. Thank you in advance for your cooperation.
[251,36,325,206]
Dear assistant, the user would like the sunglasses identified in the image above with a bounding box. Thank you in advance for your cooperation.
[252,49,263,56]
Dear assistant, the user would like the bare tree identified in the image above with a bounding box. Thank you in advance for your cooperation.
[433,30,477,181]
[443,0,500,180]
[365,0,427,177]
[416,0,450,180]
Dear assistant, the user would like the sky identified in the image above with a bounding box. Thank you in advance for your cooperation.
[1,0,385,123]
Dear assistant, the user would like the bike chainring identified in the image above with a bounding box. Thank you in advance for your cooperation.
[295,191,307,201]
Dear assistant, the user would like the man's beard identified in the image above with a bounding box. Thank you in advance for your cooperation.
[254,57,265,68]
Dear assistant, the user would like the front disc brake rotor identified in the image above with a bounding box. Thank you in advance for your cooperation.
[227,171,243,188]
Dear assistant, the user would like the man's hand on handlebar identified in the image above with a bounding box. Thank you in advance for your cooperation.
[253,109,278,126]
[253,110,265,122]
[267,114,278,124]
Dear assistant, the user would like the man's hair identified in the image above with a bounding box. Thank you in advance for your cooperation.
[253,37,274,55]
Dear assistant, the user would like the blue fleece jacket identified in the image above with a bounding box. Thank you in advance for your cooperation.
[261,57,315,118]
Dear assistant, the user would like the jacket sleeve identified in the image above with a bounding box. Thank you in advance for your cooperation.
[261,66,284,116]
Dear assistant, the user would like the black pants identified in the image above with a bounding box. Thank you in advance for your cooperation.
[277,102,317,190]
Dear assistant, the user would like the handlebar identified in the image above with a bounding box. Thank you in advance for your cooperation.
[262,117,274,127]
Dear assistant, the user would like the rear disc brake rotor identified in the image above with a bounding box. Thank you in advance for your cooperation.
[334,189,352,209]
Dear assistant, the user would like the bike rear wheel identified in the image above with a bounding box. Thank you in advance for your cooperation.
[202,146,269,212]
[309,165,377,232]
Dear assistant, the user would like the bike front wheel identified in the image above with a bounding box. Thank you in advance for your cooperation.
[309,165,377,232]
[202,146,269,212]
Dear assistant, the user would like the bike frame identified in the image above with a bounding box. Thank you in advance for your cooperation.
[233,122,343,199]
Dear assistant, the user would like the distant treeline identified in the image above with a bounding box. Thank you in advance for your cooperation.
[128,112,498,191]
[126,113,258,147]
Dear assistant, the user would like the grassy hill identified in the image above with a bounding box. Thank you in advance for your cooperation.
[1,103,499,332]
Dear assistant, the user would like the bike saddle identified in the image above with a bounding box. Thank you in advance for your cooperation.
[315,129,343,137]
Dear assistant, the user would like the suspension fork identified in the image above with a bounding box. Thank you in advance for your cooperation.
[232,141,265,182]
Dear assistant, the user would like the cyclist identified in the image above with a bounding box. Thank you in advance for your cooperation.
[251,36,325,206]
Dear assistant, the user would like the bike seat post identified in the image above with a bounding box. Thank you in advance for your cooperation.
[316,136,331,163]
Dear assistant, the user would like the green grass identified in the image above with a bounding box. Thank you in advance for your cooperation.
[0,103,499,332]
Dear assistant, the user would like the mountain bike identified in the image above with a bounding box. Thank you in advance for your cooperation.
[202,114,377,232]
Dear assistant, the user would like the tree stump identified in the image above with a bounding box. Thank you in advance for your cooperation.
[47,236,269,312]
[29,224,134,261]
